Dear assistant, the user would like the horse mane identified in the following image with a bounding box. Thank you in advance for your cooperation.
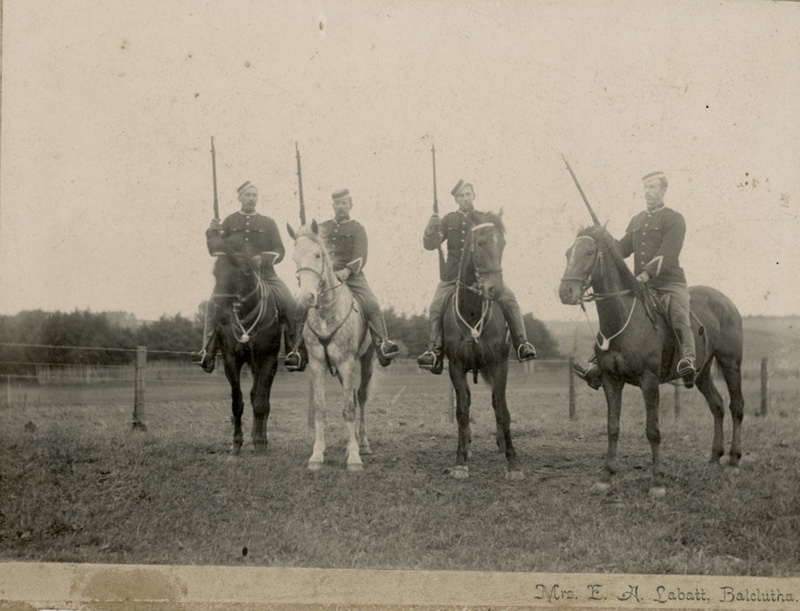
[468,210,505,235]
[578,225,641,295]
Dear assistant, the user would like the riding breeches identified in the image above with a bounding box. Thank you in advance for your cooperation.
[655,282,696,361]
[346,272,389,339]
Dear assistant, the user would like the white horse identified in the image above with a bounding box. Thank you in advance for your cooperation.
[287,221,375,472]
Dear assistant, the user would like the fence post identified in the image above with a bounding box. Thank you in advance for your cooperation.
[760,356,769,417]
[568,357,576,420]
[674,384,681,419]
[132,346,147,430]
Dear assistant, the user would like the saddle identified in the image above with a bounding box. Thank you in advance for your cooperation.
[644,286,708,384]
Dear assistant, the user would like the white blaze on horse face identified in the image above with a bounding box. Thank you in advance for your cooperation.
[293,236,324,307]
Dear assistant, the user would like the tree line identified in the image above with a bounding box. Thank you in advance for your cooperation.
[0,306,562,377]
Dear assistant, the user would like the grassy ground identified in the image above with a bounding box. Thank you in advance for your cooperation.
[1,361,798,575]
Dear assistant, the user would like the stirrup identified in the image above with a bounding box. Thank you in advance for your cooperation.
[379,340,399,359]
[285,350,306,372]
[677,357,695,376]
[516,342,537,362]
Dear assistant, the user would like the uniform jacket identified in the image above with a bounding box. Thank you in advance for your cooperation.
[319,218,368,276]
[423,209,478,282]
[206,211,285,266]
[616,205,687,287]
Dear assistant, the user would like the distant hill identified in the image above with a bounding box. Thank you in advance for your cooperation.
[543,315,800,369]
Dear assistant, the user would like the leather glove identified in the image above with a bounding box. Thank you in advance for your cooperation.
[208,218,222,232]
[636,271,651,283]
[335,268,351,282]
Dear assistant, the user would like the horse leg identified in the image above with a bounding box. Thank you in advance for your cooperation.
[595,376,624,492]
[694,360,726,465]
[223,357,245,457]
[307,359,327,471]
[490,363,523,480]
[357,350,374,455]
[718,354,744,469]
[640,371,666,497]
[339,359,363,472]
[448,363,471,479]
[250,355,278,455]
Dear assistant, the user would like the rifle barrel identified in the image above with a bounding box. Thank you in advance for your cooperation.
[211,136,219,220]
[295,142,306,225]
[561,154,600,227]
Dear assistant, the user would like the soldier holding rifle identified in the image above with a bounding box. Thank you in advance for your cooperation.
[194,139,304,373]
[417,150,537,374]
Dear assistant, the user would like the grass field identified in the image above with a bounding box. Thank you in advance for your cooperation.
[1,357,798,577]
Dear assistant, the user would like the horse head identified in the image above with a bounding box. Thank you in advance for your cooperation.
[559,226,603,305]
[288,220,331,309]
[465,210,507,300]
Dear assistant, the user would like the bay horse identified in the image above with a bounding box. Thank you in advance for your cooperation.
[443,210,523,480]
[215,256,283,456]
[559,225,744,496]
[287,221,374,472]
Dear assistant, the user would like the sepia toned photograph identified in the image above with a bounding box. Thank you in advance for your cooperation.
[1,1,798,608]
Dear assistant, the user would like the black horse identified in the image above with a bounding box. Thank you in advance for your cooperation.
[559,226,744,496]
[442,211,523,480]
[215,257,283,456]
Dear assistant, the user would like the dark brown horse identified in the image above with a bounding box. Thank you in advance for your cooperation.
[442,211,523,480]
[216,258,283,456]
[559,226,744,496]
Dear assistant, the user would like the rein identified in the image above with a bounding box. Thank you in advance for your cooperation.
[562,237,638,351]
[455,221,499,340]
[231,271,273,343]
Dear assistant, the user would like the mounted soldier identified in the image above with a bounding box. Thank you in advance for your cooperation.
[574,170,696,388]
[416,179,537,374]
[285,188,399,370]
[194,181,303,373]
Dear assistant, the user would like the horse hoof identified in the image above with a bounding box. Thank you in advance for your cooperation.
[307,461,324,471]
[726,466,741,477]
[591,481,611,494]
[347,463,364,473]
[451,466,469,480]
[227,454,241,462]
[648,486,667,499]
[360,445,373,455]
[505,470,525,481]
[253,445,268,456]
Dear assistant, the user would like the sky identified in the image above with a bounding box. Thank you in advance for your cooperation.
[1,0,798,326]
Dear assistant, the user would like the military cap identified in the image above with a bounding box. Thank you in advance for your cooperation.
[451,179,466,196]
[237,181,258,195]
[332,188,350,200]
[642,171,667,184]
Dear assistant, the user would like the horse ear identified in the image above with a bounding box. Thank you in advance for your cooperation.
[286,223,296,240]
[311,219,319,234]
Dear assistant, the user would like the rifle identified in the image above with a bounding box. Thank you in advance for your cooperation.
[211,136,219,220]
[431,144,446,278]
[295,142,306,225]
[561,154,601,228]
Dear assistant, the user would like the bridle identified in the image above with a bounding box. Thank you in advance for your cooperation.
[470,222,504,282]
[561,234,637,351]
[455,221,504,340]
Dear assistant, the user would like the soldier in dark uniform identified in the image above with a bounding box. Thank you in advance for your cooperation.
[575,170,696,388]
[416,180,537,374]
[195,181,303,373]
[284,188,399,370]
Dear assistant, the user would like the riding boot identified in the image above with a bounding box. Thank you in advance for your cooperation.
[675,328,696,387]
[194,301,222,374]
[369,316,400,367]
[572,354,602,390]
[417,317,444,374]
[284,307,308,372]
[498,300,537,362]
